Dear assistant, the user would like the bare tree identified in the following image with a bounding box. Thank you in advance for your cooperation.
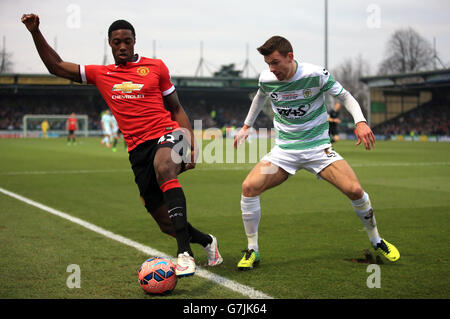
[332,54,371,120]
[378,27,434,75]
[0,36,14,73]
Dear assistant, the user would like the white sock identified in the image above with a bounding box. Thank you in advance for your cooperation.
[351,192,381,246]
[241,195,261,252]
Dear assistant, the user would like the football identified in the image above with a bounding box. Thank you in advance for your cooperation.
[138,257,178,295]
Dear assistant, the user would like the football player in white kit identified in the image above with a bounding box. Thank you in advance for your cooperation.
[234,36,400,270]
[101,109,113,148]
[111,114,119,152]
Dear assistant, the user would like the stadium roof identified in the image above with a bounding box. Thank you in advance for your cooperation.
[360,68,450,89]
[0,73,258,89]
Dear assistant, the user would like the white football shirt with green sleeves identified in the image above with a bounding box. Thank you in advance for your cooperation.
[258,61,344,150]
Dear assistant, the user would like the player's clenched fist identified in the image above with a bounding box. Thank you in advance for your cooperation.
[21,14,40,33]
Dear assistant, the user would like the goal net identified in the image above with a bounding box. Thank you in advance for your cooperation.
[22,114,89,138]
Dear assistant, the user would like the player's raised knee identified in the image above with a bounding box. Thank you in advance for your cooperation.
[155,162,177,184]
[346,184,364,200]
[242,180,261,197]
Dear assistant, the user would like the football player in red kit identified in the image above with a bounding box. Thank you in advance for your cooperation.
[66,112,78,145]
[22,14,223,277]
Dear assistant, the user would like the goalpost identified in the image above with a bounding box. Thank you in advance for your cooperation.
[22,114,89,138]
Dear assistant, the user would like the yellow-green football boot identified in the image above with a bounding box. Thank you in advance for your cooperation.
[237,249,260,270]
[374,238,400,262]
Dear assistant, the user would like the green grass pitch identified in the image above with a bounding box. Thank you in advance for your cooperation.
[0,137,449,299]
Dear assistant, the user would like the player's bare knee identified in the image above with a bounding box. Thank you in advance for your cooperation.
[242,180,261,197]
[346,184,364,200]
[155,162,177,185]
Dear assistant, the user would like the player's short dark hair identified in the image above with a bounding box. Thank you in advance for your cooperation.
[108,20,136,39]
[257,36,293,57]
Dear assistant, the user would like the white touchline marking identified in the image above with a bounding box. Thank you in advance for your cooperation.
[0,187,273,299]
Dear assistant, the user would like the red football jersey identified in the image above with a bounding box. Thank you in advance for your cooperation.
[67,117,78,130]
[80,56,179,151]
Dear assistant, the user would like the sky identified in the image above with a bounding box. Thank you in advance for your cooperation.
[1,0,449,77]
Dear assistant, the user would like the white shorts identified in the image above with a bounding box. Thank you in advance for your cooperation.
[111,127,119,137]
[260,144,344,176]
[103,128,112,136]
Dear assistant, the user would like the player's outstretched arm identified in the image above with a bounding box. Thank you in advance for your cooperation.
[233,89,267,148]
[21,14,81,83]
[334,90,375,150]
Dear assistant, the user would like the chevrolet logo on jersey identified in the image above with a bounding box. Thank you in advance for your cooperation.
[112,82,144,94]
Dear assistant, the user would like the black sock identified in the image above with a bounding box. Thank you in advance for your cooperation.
[162,187,193,256]
[187,223,212,247]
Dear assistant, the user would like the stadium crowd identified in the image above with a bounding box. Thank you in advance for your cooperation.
[0,95,272,131]
[0,95,102,130]
[181,99,272,129]
[2,92,446,136]
[373,104,449,137]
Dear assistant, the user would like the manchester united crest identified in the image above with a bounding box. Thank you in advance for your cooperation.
[136,66,150,77]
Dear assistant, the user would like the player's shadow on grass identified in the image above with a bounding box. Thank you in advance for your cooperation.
[346,249,384,264]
